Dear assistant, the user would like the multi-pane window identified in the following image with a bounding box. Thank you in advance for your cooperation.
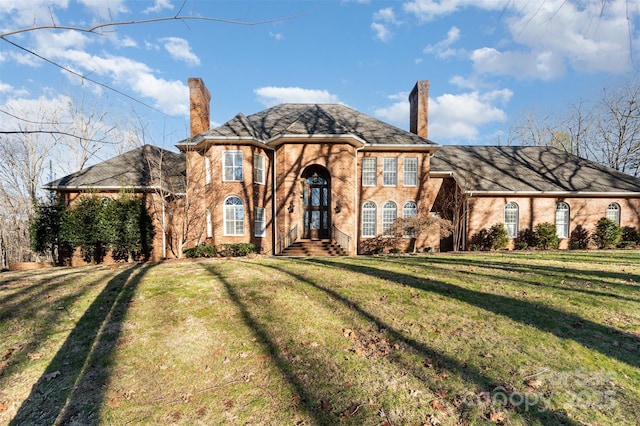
[205,156,211,185]
[253,153,265,184]
[504,202,519,238]
[383,158,397,186]
[606,202,621,225]
[403,201,417,237]
[206,208,213,238]
[362,157,377,186]
[223,150,243,182]
[382,201,397,235]
[403,157,418,186]
[254,207,266,237]
[224,196,244,235]
[362,201,377,237]
[555,202,570,238]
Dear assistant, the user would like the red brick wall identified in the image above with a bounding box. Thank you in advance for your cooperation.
[466,196,640,249]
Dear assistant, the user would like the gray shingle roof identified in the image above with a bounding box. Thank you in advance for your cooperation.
[430,145,640,194]
[196,104,437,146]
[44,145,186,193]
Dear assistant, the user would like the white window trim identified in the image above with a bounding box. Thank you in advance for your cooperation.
[504,202,519,239]
[223,150,243,182]
[403,157,418,187]
[206,208,213,238]
[205,156,211,185]
[555,202,570,239]
[402,201,417,237]
[362,157,377,186]
[606,202,621,225]
[254,207,266,237]
[362,201,377,238]
[383,158,397,186]
[224,196,245,236]
[382,201,397,236]
[253,153,266,185]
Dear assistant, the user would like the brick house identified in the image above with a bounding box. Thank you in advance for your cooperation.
[44,145,186,262]
[47,78,640,258]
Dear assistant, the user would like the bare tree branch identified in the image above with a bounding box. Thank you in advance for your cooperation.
[0,13,304,39]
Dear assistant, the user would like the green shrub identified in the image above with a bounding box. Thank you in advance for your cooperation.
[533,222,559,250]
[470,223,509,251]
[219,243,256,257]
[515,228,535,250]
[183,245,217,258]
[592,217,622,249]
[569,225,590,250]
[619,226,639,248]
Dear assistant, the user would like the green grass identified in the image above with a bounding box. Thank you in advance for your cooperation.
[1,251,639,425]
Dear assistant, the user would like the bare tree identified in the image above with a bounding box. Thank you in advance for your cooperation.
[592,81,640,176]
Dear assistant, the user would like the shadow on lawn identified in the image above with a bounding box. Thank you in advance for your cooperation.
[201,263,332,424]
[10,263,151,426]
[308,257,640,370]
[385,256,640,304]
[242,259,580,425]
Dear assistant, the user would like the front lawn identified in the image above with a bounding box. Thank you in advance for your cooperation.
[1,251,639,425]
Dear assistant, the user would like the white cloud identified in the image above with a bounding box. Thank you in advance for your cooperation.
[471,47,565,80]
[423,26,461,58]
[371,7,401,42]
[371,22,393,42]
[160,37,200,66]
[269,31,284,41]
[255,87,340,106]
[373,7,399,24]
[408,1,639,77]
[375,88,512,141]
[143,0,173,14]
[77,0,129,17]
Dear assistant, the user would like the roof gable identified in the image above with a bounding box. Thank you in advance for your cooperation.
[184,104,438,147]
[431,145,640,194]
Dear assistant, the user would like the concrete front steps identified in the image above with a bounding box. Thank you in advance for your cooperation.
[279,239,347,257]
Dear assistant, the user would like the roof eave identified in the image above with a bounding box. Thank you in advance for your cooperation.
[265,134,366,148]
[464,190,640,197]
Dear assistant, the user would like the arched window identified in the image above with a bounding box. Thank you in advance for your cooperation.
[382,201,397,235]
[362,201,376,237]
[606,202,621,225]
[504,202,519,238]
[403,201,417,237]
[555,202,570,238]
[224,196,244,236]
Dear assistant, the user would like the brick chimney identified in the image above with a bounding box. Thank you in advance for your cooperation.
[188,77,211,137]
[409,80,429,139]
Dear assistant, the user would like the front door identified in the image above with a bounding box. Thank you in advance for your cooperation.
[303,169,330,239]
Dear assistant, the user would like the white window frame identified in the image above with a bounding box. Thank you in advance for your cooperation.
[504,202,519,238]
[402,201,417,237]
[254,207,266,237]
[555,202,570,239]
[223,150,243,182]
[224,196,245,236]
[362,157,377,186]
[383,158,397,186]
[206,208,213,238]
[606,202,621,225]
[253,153,265,185]
[205,155,211,185]
[362,201,377,237]
[382,201,397,236]
[403,157,418,187]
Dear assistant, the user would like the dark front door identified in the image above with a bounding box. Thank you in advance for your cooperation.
[303,171,330,239]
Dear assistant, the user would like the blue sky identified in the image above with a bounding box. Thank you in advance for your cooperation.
[1,0,639,171]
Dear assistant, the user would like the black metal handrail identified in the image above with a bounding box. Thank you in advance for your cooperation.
[331,225,350,255]
[277,225,298,255]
